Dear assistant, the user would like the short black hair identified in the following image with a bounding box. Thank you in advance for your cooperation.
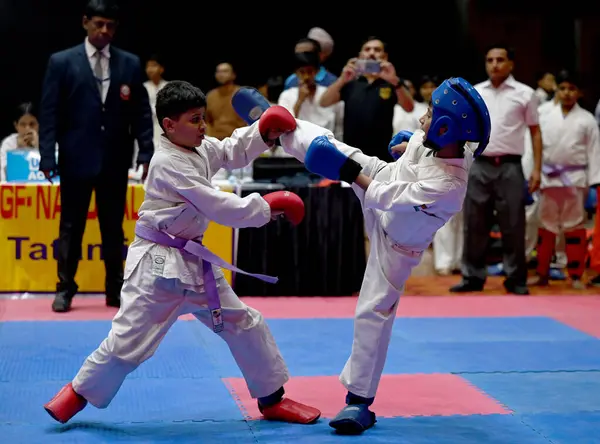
[535,70,553,81]
[147,53,164,66]
[156,81,206,130]
[294,50,320,70]
[419,74,439,87]
[362,36,387,53]
[14,102,36,122]
[556,69,581,88]
[484,43,515,61]
[295,37,321,53]
[84,0,120,20]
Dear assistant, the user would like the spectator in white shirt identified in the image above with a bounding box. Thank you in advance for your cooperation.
[451,43,542,296]
[143,54,168,150]
[1,102,39,182]
[277,50,344,140]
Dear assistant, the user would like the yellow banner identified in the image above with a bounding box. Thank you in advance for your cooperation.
[0,184,233,293]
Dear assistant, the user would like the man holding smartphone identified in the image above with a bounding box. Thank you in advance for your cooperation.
[319,36,413,160]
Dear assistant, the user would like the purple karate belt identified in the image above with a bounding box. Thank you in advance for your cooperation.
[542,163,587,186]
[134,224,278,333]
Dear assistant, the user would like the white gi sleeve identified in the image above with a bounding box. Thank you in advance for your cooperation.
[279,119,389,178]
[586,119,600,187]
[363,176,456,213]
[157,155,271,228]
[204,121,270,172]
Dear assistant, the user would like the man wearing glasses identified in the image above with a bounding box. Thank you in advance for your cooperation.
[39,0,154,312]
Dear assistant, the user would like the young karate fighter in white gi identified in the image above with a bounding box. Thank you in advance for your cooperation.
[233,77,492,435]
[43,80,321,425]
[528,70,600,288]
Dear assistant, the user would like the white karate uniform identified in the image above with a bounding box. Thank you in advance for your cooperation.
[523,100,560,259]
[538,103,600,233]
[72,123,289,408]
[280,121,470,398]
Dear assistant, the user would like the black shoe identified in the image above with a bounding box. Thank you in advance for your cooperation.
[503,281,530,295]
[449,280,484,293]
[52,294,72,313]
[52,282,78,313]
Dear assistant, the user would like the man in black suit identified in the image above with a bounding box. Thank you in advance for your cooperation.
[39,0,154,312]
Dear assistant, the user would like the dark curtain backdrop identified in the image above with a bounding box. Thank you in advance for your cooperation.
[234,185,366,296]
[0,0,472,137]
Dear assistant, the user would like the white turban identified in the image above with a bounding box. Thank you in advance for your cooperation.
[307,27,334,56]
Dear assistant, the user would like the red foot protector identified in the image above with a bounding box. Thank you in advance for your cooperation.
[260,398,321,424]
[44,383,88,423]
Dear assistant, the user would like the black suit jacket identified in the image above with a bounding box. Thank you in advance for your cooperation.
[39,43,154,178]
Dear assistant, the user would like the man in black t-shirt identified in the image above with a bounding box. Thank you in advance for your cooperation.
[319,36,414,160]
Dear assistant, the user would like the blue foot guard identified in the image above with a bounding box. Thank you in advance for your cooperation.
[329,392,376,435]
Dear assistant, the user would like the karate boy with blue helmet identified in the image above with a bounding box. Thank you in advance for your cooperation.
[267,77,492,434]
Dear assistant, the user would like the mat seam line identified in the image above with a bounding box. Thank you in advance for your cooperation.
[515,413,557,444]
[186,320,260,443]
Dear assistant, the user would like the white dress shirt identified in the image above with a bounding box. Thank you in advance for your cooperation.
[84,37,111,103]
[277,85,344,140]
[475,75,539,157]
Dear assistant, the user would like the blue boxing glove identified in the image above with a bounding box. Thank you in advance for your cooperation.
[232,87,271,124]
[388,130,414,160]
[304,136,362,183]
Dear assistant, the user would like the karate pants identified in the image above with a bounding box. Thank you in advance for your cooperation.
[539,187,587,234]
[340,217,422,399]
[538,187,587,278]
[433,211,463,272]
[72,253,288,409]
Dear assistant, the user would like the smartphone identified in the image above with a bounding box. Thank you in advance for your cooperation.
[355,59,381,75]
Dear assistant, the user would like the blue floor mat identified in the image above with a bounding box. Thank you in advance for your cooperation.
[1,316,598,443]
[520,412,600,444]
[0,421,257,444]
[0,321,222,382]
[0,414,554,444]
[463,372,600,414]
[4,318,600,382]
[242,318,600,375]
[0,378,244,425]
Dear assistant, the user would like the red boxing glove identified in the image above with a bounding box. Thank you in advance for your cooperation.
[258,106,297,143]
[263,191,305,225]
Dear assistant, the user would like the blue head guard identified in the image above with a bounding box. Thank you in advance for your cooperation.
[424,77,491,157]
